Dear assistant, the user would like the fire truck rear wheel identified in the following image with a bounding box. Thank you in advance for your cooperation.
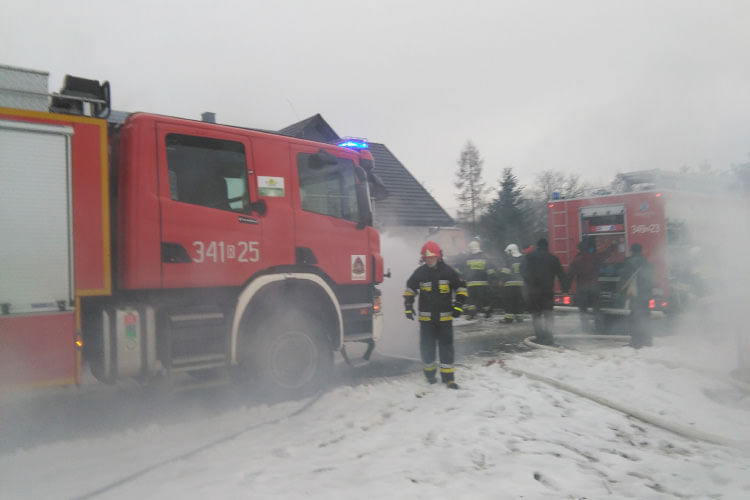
[246,312,332,399]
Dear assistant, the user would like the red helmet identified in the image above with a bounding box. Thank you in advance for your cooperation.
[421,241,441,259]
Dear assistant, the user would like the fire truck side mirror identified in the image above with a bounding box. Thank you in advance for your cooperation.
[251,200,267,216]
[309,149,338,169]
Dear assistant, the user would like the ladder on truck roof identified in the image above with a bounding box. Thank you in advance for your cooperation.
[551,202,569,262]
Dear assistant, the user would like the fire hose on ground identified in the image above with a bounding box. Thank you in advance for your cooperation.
[517,336,750,451]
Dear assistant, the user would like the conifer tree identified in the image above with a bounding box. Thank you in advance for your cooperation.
[481,168,525,252]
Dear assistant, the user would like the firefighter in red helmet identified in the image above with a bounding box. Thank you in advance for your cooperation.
[404,241,467,389]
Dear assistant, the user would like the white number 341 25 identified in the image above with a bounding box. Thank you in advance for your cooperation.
[192,241,260,263]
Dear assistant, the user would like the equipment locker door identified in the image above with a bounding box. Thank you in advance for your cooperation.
[0,119,77,389]
[156,125,263,288]
[0,120,74,312]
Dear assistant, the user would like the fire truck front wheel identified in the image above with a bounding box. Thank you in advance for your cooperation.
[244,312,332,399]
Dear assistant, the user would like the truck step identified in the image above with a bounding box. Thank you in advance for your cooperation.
[169,353,228,373]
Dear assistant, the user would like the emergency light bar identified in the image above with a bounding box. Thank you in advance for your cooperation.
[338,137,369,150]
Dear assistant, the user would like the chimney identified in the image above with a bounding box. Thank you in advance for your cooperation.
[201,111,216,123]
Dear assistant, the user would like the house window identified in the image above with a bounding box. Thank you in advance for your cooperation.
[297,153,359,222]
[166,133,249,213]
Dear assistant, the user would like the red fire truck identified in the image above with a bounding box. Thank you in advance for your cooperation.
[548,189,711,323]
[0,65,384,397]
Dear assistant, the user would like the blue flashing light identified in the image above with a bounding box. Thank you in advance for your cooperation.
[337,138,369,150]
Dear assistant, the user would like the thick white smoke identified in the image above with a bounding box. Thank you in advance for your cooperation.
[375,231,428,359]
[657,192,750,380]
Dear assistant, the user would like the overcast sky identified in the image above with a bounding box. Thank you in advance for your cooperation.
[2,0,749,213]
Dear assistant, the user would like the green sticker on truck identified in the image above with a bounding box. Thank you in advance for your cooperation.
[258,176,285,197]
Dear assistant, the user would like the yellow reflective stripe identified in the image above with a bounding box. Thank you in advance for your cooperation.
[456,288,468,296]
[403,290,415,296]
[423,364,437,371]
[418,315,431,321]
[440,366,455,373]
[504,281,523,286]
[501,267,511,274]
[405,310,413,314]
[467,281,488,286]
[440,316,453,321]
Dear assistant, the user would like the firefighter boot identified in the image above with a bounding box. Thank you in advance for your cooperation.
[442,369,458,389]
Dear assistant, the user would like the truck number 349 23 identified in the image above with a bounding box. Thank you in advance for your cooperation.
[631,224,661,234]
[192,241,260,263]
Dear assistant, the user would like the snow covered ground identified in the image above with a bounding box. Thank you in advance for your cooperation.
[2,315,750,500]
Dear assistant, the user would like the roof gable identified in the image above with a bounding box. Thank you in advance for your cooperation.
[278,114,340,143]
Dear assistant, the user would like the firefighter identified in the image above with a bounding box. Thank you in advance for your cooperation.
[618,243,654,348]
[499,243,525,323]
[404,241,468,389]
[566,238,617,332]
[521,238,566,346]
[461,239,494,319]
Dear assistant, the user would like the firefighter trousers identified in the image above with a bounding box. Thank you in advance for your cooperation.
[420,321,455,383]
[628,301,652,348]
[503,286,525,315]
[531,310,555,345]
[467,285,491,316]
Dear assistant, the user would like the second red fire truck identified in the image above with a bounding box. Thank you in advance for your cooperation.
[548,189,712,325]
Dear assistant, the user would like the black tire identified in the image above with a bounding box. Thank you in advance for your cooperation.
[243,312,332,400]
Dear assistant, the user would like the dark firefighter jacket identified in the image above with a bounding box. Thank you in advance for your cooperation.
[500,255,524,287]
[461,251,495,287]
[618,254,654,307]
[521,248,566,295]
[567,244,616,290]
[404,261,468,322]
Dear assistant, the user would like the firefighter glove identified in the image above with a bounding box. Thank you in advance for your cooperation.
[452,306,463,318]
[405,310,414,321]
